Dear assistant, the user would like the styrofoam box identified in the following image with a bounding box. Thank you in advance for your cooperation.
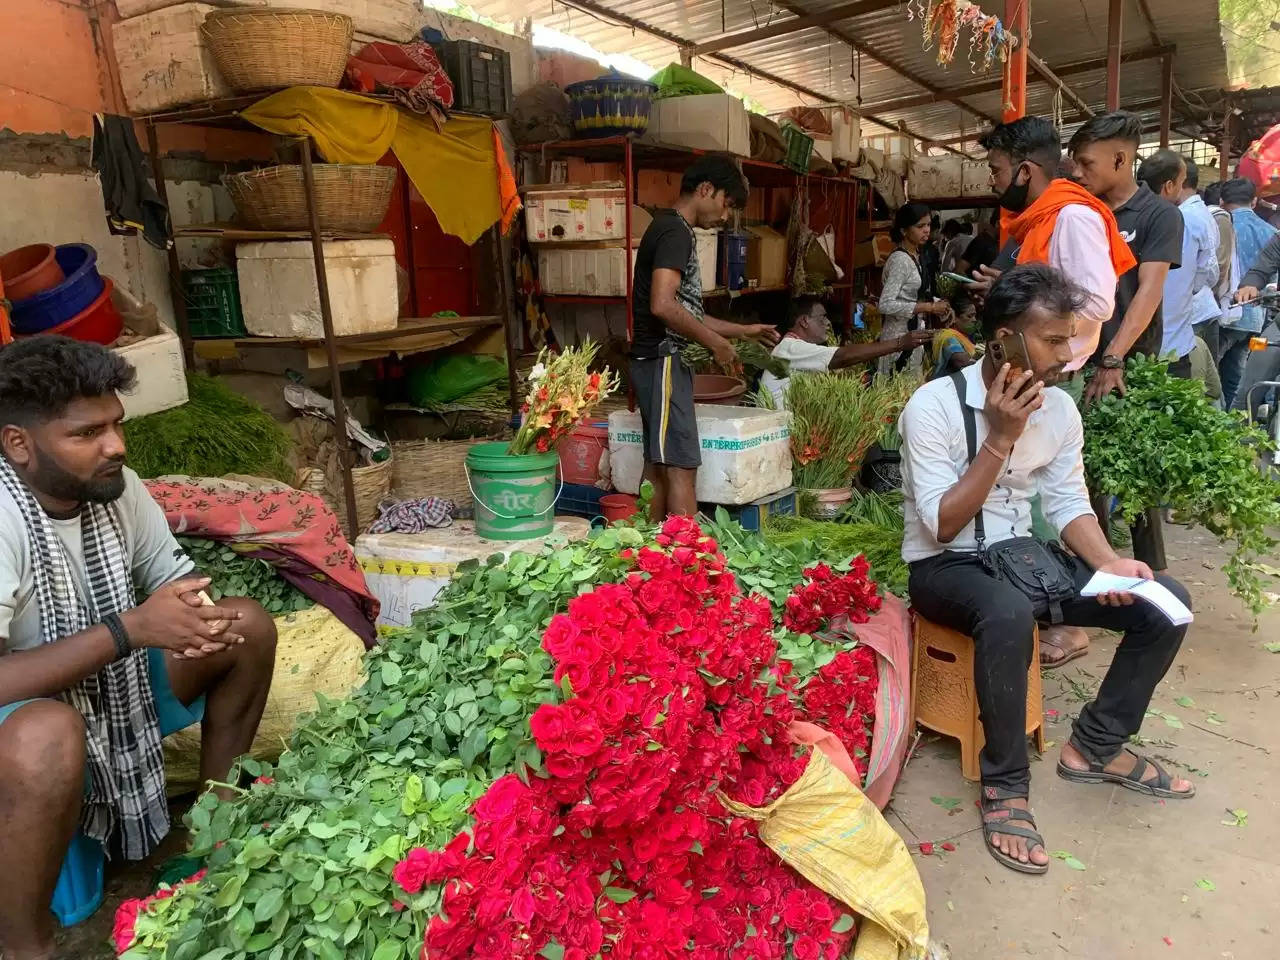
[911,155,964,199]
[112,4,235,114]
[236,238,398,339]
[609,405,792,505]
[962,159,993,198]
[116,329,188,420]
[831,108,861,162]
[356,518,591,628]
[811,136,833,163]
[695,228,717,292]
[115,0,415,40]
[524,183,626,243]
[537,246,636,297]
[646,94,751,157]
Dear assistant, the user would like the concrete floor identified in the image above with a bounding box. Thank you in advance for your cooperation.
[55,524,1278,960]
[890,523,1279,960]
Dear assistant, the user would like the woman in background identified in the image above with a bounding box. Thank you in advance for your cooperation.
[878,201,952,376]
[928,290,979,379]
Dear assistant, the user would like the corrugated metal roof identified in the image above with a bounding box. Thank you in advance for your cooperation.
[466,0,1228,145]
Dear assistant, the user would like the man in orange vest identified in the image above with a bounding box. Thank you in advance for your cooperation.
[966,115,1137,669]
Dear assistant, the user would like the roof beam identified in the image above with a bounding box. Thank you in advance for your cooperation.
[553,0,970,156]
[1027,50,1094,119]
[857,44,1173,115]
[688,0,900,56]
[768,0,999,127]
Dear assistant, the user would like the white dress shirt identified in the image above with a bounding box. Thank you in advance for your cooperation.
[760,336,838,408]
[899,361,1095,562]
[1162,194,1221,359]
[1047,205,1117,371]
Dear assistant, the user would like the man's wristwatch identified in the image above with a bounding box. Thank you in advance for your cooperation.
[1099,354,1125,370]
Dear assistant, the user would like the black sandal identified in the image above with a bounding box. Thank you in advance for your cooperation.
[980,790,1049,875]
[1056,748,1196,799]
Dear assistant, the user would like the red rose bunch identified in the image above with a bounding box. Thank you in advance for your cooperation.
[781,560,883,636]
[412,516,857,960]
[798,644,880,781]
[112,869,205,955]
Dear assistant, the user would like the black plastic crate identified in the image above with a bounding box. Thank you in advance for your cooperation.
[435,39,513,117]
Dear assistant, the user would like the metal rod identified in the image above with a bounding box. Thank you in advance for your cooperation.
[1003,0,1029,122]
[1106,0,1124,111]
[690,0,899,56]
[1027,50,1094,119]
[624,136,635,414]
[144,121,195,369]
[1220,105,1233,180]
[1159,54,1174,148]
[491,223,520,420]
[299,140,360,541]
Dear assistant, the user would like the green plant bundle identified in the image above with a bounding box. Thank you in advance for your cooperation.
[1083,356,1280,615]
[124,373,294,482]
[764,513,908,598]
[681,338,790,379]
[176,536,313,616]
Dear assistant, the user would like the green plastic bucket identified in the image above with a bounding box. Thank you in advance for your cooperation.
[465,442,561,540]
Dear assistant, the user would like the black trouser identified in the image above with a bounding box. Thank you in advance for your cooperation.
[1091,493,1167,571]
[909,550,1190,796]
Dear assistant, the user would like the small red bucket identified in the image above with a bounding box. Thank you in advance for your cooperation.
[600,493,638,523]
[558,420,609,485]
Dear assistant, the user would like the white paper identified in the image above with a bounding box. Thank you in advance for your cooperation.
[1080,572,1194,626]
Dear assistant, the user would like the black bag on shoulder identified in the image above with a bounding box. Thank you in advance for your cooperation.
[950,372,1078,624]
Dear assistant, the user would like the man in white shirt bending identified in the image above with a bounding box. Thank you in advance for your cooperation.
[760,298,933,407]
[900,264,1194,877]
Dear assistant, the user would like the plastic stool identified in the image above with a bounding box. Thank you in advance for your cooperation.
[909,613,1047,782]
[51,830,105,927]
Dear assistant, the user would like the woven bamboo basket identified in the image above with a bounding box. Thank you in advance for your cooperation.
[297,454,392,534]
[202,8,353,93]
[224,164,395,233]
[390,438,501,515]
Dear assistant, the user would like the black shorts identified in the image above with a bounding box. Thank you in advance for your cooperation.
[630,352,701,469]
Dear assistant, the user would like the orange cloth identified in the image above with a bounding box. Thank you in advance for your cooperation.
[493,126,520,235]
[1003,179,1136,278]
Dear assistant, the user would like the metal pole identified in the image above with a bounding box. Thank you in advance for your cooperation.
[1220,106,1233,181]
[1105,0,1123,111]
[1003,0,1028,122]
[299,140,360,541]
[624,136,634,345]
[1159,54,1173,148]
[144,121,195,368]
[491,224,520,419]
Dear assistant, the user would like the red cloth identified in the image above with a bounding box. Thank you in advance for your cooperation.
[145,479,379,647]
[1240,122,1280,194]
[346,41,454,114]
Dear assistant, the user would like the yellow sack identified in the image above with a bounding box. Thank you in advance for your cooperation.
[720,748,931,960]
[163,606,366,795]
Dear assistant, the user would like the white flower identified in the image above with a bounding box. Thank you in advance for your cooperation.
[529,362,548,382]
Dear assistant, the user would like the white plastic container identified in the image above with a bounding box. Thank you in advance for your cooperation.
[116,329,188,419]
[236,238,398,338]
[537,246,636,297]
[112,3,235,114]
[911,155,964,199]
[831,108,861,162]
[608,405,792,505]
[694,228,717,292]
[356,518,591,628]
[524,184,627,243]
[646,94,751,157]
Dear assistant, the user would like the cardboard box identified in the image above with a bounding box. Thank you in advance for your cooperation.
[745,225,787,289]
[863,133,914,177]
[524,182,627,243]
[911,155,964,199]
[646,94,751,157]
[962,159,993,197]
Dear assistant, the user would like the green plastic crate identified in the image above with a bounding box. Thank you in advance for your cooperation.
[182,267,245,338]
[780,124,814,174]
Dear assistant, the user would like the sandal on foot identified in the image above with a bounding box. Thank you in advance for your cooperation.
[1038,625,1089,671]
[980,795,1049,875]
[1056,749,1195,799]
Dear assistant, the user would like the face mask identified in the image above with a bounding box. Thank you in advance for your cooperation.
[997,164,1032,212]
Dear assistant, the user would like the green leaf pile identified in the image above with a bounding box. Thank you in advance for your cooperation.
[1083,356,1280,615]
[176,536,314,616]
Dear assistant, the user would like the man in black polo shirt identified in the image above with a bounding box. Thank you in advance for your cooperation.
[630,156,778,521]
[1069,111,1184,571]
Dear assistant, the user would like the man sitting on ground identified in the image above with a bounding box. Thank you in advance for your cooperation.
[0,337,277,960]
[760,297,933,406]
[900,265,1194,876]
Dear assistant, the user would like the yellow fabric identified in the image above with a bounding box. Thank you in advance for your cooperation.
[720,748,931,960]
[163,605,366,794]
[241,87,507,245]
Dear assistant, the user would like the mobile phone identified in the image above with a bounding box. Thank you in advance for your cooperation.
[942,271,978,285]
[986,331,1032,374]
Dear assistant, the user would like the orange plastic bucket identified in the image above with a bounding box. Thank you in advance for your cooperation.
[600,493,638,523]
[558,420,609,484]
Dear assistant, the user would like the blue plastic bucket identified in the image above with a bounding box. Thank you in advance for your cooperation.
[10,244,104,334]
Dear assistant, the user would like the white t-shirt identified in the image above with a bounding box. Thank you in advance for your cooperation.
[0,467,193,652]
[760,337,839,407]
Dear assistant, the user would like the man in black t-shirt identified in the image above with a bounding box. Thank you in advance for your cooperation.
[630,156,778,521]
[1069,111,1184,572]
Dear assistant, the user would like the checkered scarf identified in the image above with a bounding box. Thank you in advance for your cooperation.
[0,457,169,860]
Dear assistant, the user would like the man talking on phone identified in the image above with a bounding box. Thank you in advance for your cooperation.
[899,265,1194,877]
